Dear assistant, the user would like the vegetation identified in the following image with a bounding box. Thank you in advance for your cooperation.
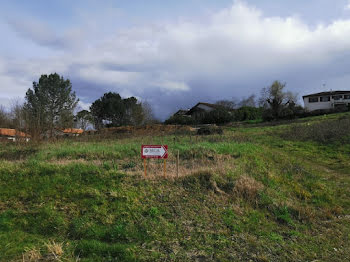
[24,73,78,138]
[75,110,93,131]
[234,106,263,121]
[202,108,233,125]
[0,105,10,127]
[1,112,350,261]
[165,106,263,125]
[260,80,303,121]
[90,92,145,129]
[0,101,27,130]
[164,115,196,125]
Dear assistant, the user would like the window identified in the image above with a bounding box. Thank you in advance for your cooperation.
[309,97,318,103]
[320,96,330,102]
[344,95,350,100]
[332,95,343,100]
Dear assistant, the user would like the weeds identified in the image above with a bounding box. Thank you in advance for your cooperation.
[282,116,350,144]
[22,247,42,261]
[273,206,294,225]
[1,113,350,261]
[44,240,64,259]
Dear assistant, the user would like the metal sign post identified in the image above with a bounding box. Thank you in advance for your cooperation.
[141,145,168,177]
[144,158,147,177]
[164,159,166,177]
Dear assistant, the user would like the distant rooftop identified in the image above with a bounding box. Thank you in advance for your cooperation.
[303,90,350,98]
[61,128,84,134]
[0,128,30,138]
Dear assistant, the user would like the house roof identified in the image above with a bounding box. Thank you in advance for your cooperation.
[303,91,350,98]
[61,128,84,134]
[0,128,30,138]
[186,102,233,115]
[174,109,189,115]
[195,102,221,109]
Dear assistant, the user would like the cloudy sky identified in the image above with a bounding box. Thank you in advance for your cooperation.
[1,0,350,119]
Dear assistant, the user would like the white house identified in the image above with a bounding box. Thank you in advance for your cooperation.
[303,91,350,112]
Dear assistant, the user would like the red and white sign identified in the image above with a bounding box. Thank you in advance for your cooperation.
[141,145,168,159]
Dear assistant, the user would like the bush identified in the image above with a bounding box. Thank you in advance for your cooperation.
[234,106,263,121]
[261,101,305,121]
[262,108,274,121]
[164,115,196,125]
[202,109,233,125]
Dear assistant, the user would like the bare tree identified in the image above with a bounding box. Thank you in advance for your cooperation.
[215,99,237,110]
[0,105,10,127]
[239,95,256,107]
[141,101,155,124]
[9,99,26,130]
[76,110,93,130]
[260,80,297,120]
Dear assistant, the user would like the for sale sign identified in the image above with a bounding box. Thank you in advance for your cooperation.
[141,145,168,159]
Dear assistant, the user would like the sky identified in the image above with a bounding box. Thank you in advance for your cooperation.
[1,0,350,119]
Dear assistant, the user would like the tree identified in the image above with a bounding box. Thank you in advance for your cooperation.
[0,105,10,127]
[124,97,144,125]
[259,81,297,120]
[239,95,256,107]
[9,99,26,130]
[90,92,144,128]
[141,101,155,124]
[24,73,78,137]
[75,110,93,130]
[215,99,237,110]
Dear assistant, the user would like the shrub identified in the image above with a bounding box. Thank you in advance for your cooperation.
[202,109,233,125]
[164,115,196,125]
[262,108,274,121]
[262,103,305,121]
[234,106,263,121]
[233,176,264,203]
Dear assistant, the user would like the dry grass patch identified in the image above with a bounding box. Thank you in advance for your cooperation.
[234,176,264,203]
[127,154,234,180]
[45,240,64,259]
[22,247,42,261]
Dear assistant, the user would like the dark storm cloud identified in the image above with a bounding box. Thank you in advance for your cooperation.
[2,1,350,119]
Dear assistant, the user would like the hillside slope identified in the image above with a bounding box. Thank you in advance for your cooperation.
[1,113,350,261]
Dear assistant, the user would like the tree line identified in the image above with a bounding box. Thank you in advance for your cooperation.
[0,73,155,139]
[165,81,304,125]
[0,73,305,138]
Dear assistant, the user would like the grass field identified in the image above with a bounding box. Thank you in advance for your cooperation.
[1,113,350,261]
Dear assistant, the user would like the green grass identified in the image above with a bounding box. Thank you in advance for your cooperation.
[1,113,350,261]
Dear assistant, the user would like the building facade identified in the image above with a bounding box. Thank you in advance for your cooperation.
[303,91,350,111]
